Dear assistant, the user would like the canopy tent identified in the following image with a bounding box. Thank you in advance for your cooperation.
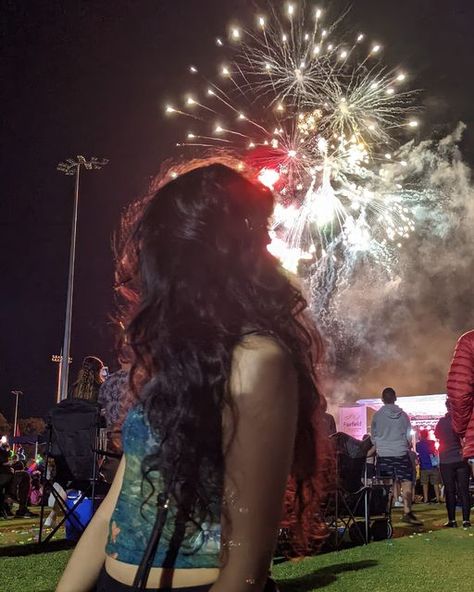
[338,394,447,439]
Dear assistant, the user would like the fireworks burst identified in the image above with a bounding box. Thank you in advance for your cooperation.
[164,2,420,272]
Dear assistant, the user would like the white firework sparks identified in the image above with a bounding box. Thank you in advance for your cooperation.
[164,3,420,273]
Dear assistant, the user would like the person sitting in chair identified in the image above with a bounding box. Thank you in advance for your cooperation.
[0,448,36,518]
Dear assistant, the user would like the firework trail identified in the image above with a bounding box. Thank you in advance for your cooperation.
[316,124,474,402]
[164,2,421,273]
[163,4,474,402]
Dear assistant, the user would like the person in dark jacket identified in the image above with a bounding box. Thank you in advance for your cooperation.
[435,400,471,528]
[0,448,36,518]
[447,330,474,465]
[319,397,337,437]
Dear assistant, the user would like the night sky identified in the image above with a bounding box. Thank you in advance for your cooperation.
[1,0,474,423]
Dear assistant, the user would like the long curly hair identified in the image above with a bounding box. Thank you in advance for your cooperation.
[115,160,330,550]
[71,356,104,402]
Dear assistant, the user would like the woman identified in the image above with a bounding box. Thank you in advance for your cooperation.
[71,356,106,402]
[435,400,471,528]
[57,162,329,592]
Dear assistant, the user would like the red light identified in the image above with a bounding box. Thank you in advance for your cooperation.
[258,168,280,189]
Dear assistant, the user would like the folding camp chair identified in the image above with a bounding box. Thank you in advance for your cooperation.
[323,432,372,549]
[38,399,107,544]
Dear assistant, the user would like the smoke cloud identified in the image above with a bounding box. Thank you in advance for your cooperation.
[310,124,474,405]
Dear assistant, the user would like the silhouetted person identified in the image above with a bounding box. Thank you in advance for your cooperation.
[0,448,35,518]
[435,400,471,527]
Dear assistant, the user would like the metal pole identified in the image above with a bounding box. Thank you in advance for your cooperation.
[56,350,63,404]
[56,353,62,404]
[59,164,81,401]
[52,350,71,404]
[56,156,107,402]
[11,391,21,452]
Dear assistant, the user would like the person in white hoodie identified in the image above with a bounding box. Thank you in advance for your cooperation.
[371,387,423,526]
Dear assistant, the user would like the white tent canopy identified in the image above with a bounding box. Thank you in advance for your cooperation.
[338,394,448,438]
[356,393,447,419]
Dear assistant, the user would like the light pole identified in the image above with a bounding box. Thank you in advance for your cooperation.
[51,351,72,404]
[11,390,22,452]
[57,155,108,401]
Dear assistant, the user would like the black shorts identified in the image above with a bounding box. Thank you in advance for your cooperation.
[95,568,212,591]
[377,454,414,482]
[95,568,279,592]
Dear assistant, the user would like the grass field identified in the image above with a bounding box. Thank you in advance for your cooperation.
[273,527,474,591]
[1,505,472,592]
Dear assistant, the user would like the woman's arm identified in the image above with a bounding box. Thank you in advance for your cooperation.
[56,456,125,592]
[211,335,298,592]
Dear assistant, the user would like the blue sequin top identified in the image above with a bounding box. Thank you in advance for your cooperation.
[105,406,221,567]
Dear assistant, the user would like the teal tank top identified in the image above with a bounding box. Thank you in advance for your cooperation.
[105,406,221,567]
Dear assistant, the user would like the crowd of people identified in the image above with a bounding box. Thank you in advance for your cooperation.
[2,163,473,592]
[0,444,42,518]
[369,384,472,529]
[0,352,128,526]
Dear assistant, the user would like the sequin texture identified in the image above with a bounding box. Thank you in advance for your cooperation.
[105,406,221,567]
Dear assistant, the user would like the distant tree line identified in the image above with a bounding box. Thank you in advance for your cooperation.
[0,413,46,437]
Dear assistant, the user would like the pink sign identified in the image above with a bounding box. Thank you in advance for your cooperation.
[338,405,367,440]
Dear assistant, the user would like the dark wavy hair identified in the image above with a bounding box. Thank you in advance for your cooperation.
[115,160,329,550]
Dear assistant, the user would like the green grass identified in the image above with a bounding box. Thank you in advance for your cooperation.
[0,517,65,547]
[2,549,70,592]
[273,528,474,591]
[1,505,471,591]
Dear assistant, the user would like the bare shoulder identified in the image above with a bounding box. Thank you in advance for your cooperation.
[230,334,297,401]
[233,333,293,368]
